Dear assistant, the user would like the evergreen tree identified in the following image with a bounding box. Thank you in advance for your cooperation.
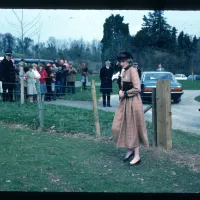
[177,31,185,50]
[192,35,198,53]
[141,10,172,50]
[101,14,131,61]
[170,27,177,53]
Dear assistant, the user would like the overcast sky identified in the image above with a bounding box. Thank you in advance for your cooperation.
[1,9,200,43]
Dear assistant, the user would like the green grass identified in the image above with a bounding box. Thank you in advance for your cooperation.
[179,80,200,90]
[194,95,200,102]
[0,102,115,137]
[0,124,200,192]
[0,102,200,156]
[64,84,119,101]
[75,73,100,82]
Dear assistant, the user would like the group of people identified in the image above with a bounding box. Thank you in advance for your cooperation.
[0,51,89,103]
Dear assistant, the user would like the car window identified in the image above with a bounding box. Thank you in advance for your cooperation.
[175,74,182,77]
[144,73,174,81]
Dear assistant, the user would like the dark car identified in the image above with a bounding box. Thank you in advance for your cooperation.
[187,75,200,80]
[141,71,184,104]
[14,58,54,65]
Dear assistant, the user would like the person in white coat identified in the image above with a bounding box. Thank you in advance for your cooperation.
[32,63,41,102]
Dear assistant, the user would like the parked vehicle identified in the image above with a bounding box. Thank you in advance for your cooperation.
[174,74,187,80]
[0,57,54,65]
[141,71,184,104]
[187,75,200,80]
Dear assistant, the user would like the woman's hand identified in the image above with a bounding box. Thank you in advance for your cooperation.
[119,90,124,98]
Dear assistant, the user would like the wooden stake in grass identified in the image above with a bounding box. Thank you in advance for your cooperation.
[20,66,24,104]
[91,80,101,138]
[152,88,157,147]
[36,79,44,130]
[156,80,172,150]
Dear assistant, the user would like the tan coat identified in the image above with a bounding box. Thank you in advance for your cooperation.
[112,66,149,149]
[66,67,77,82]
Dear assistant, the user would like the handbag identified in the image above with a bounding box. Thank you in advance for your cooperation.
[122,81,133,91]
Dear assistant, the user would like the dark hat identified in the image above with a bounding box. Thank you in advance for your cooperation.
[133,62,138,65]
[116,52,133,61]
[5,50,12,56]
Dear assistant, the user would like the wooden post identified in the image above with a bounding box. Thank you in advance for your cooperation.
[36,79,44,130]
[152,88,157,147]
[91,80,101,138]
[156,80,172,150]
[20,66,24,104]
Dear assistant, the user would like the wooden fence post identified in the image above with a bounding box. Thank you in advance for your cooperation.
[156,80,172,150]
[36,79,44,130]
[152,88,157,147]
[91,80,101,138]
[20,66,24,104]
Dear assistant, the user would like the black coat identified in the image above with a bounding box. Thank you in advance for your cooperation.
[56,70,63,82]
[0,58,16,83]
[100,66,113,93]
[137,68,141,80]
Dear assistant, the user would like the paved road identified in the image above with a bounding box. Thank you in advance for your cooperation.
[47,90,200,135]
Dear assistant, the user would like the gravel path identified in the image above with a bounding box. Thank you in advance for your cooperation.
[46,90,200,135]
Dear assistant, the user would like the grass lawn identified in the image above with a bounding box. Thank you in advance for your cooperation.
[64,83,119,101]
[179,80,200,90]
[194,95,200,102]
[0,102,200,156]
[0,124,200,192]
[76,73,100,82]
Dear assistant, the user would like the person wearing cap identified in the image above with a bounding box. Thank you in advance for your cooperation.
[0,51,16,102]
[112,51,149,166]
[100,60,114,107]
[133,62,142,80]
[66,62,77,95]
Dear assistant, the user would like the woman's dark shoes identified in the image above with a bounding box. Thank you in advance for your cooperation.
[123,152,134,162]
[129,159,141,166]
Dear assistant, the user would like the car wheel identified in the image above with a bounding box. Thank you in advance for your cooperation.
[173,98,181,104]
[142,97,149,104]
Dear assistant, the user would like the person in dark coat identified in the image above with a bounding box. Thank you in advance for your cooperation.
[56,65,63,98]
[100,60,114,107]
[45,63,53,101]
[0,51,16,102]
[80,61,88,90]
[133,62,141,80]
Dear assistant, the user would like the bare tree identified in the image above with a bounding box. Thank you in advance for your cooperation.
[5,9,42,55]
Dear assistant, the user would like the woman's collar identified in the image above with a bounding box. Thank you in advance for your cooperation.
[124,65,132,71]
